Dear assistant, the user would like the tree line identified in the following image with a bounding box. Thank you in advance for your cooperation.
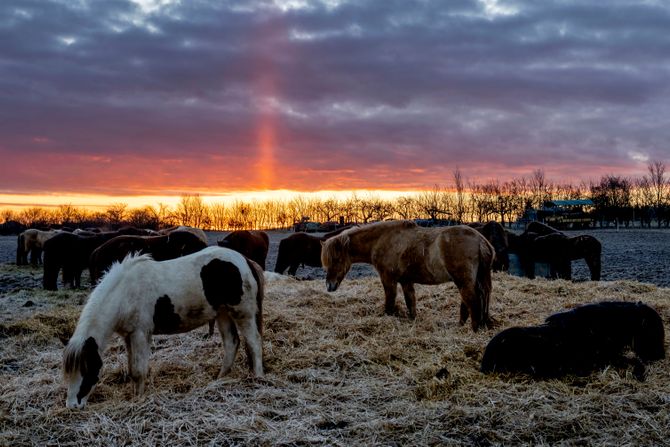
[2,161,668,231]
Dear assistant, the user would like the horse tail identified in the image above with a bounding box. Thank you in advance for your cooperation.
[475,238,494,329]
[244,259,264,371]
[246,259,264,336]
[16,233,25,265]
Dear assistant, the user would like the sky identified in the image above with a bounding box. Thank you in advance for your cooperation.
[1,0,669,207]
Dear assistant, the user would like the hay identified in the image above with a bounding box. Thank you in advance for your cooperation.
[1,268,669,446]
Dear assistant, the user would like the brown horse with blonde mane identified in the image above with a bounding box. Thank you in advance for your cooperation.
[321,220,495,331]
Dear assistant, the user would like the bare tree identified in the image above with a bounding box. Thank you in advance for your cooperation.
[176,194,209,228]
[316,197,341,223]
[228,200,252,230]
[590,175,632,227]
[645,160,668,227]
[529,169,550,209]
[210,203,227,230]
[128,206,160,229]
[105,203,128,227]
[417,185,452,220]
[57,204,81,225]
[1,209,16,224]
[453,168,466,223]
[19,207,52,227]
[394,196,418,220]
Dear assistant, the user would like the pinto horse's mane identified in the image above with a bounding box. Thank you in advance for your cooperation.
[95,252,153,296]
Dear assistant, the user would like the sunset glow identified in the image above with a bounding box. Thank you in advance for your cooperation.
[1,1,668,209]
[0,190,425,213]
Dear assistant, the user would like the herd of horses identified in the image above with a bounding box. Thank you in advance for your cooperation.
[11,220,665,408]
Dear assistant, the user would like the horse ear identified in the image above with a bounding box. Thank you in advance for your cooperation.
[320,240,325,246]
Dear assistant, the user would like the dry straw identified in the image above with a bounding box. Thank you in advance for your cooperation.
[1,269,668,446]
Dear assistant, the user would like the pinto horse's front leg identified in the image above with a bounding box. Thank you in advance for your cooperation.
[400,282,417,319]
[126,331,151,395]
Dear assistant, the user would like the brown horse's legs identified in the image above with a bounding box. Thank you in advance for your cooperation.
[459,302,469,326]
[455,279,482,331]
[400,282,417,319]
[380,277,398,316]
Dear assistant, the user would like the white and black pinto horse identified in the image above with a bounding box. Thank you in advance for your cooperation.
[63,246,264,409]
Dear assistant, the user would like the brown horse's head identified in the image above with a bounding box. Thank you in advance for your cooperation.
[321,235,351,292]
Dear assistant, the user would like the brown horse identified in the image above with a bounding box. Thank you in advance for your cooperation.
[89,231,208,284]
[217,230,269,270]
[275,225,356,275]
[321,220,495,331]
[468,221,509,272]
[17,229,60,265]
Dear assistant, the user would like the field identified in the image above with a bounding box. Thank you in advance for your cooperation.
[1,229,669,445]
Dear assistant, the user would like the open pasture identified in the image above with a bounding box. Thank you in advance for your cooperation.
[1,268,669,446]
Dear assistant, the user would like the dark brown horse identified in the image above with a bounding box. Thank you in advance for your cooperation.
[275,225,356,275]
[508,222,601,281]
[481,301,665,379]
[468,221,509,272]
[89,231,208,284]
[321,220,495,331]
[217,230,269,270]
[42,227,149,290]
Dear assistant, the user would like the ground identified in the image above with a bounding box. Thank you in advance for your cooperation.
[0,228,669,445]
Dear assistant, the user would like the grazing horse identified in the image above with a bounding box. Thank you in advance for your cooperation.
[17,229,60,265]
[320,220,495,331]
[43,227,148,290]
[525,221,559,236]
[218,230,270,270]
[158,225,208,245]
[468,221,509,272]
[63,246,264,409]
[89,231,208,284]
[275,225,356,275]
[481,301,665,379]
[508,222,601,280]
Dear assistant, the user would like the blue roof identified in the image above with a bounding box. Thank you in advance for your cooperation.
[544,199,594,207]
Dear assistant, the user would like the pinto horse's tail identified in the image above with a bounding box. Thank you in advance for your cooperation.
[475,238,495,330]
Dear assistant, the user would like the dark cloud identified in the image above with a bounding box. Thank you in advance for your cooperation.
[1,0,669,195]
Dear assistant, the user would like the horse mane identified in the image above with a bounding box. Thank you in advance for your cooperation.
[63,337,85,378]
[339,220,416,239]
[322,220,417,265]
[103,249,152,278]
[87,252,154,312]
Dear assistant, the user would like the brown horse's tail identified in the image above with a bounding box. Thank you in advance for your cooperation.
[16,233,25,265]
[476,238,494,329]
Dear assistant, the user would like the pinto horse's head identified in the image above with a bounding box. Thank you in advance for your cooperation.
[63,336,103,409]
[321,235,351,292]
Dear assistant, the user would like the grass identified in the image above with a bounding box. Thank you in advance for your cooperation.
[1,265,668,446]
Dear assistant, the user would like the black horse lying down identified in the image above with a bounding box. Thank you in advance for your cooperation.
[481,301,665,380]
